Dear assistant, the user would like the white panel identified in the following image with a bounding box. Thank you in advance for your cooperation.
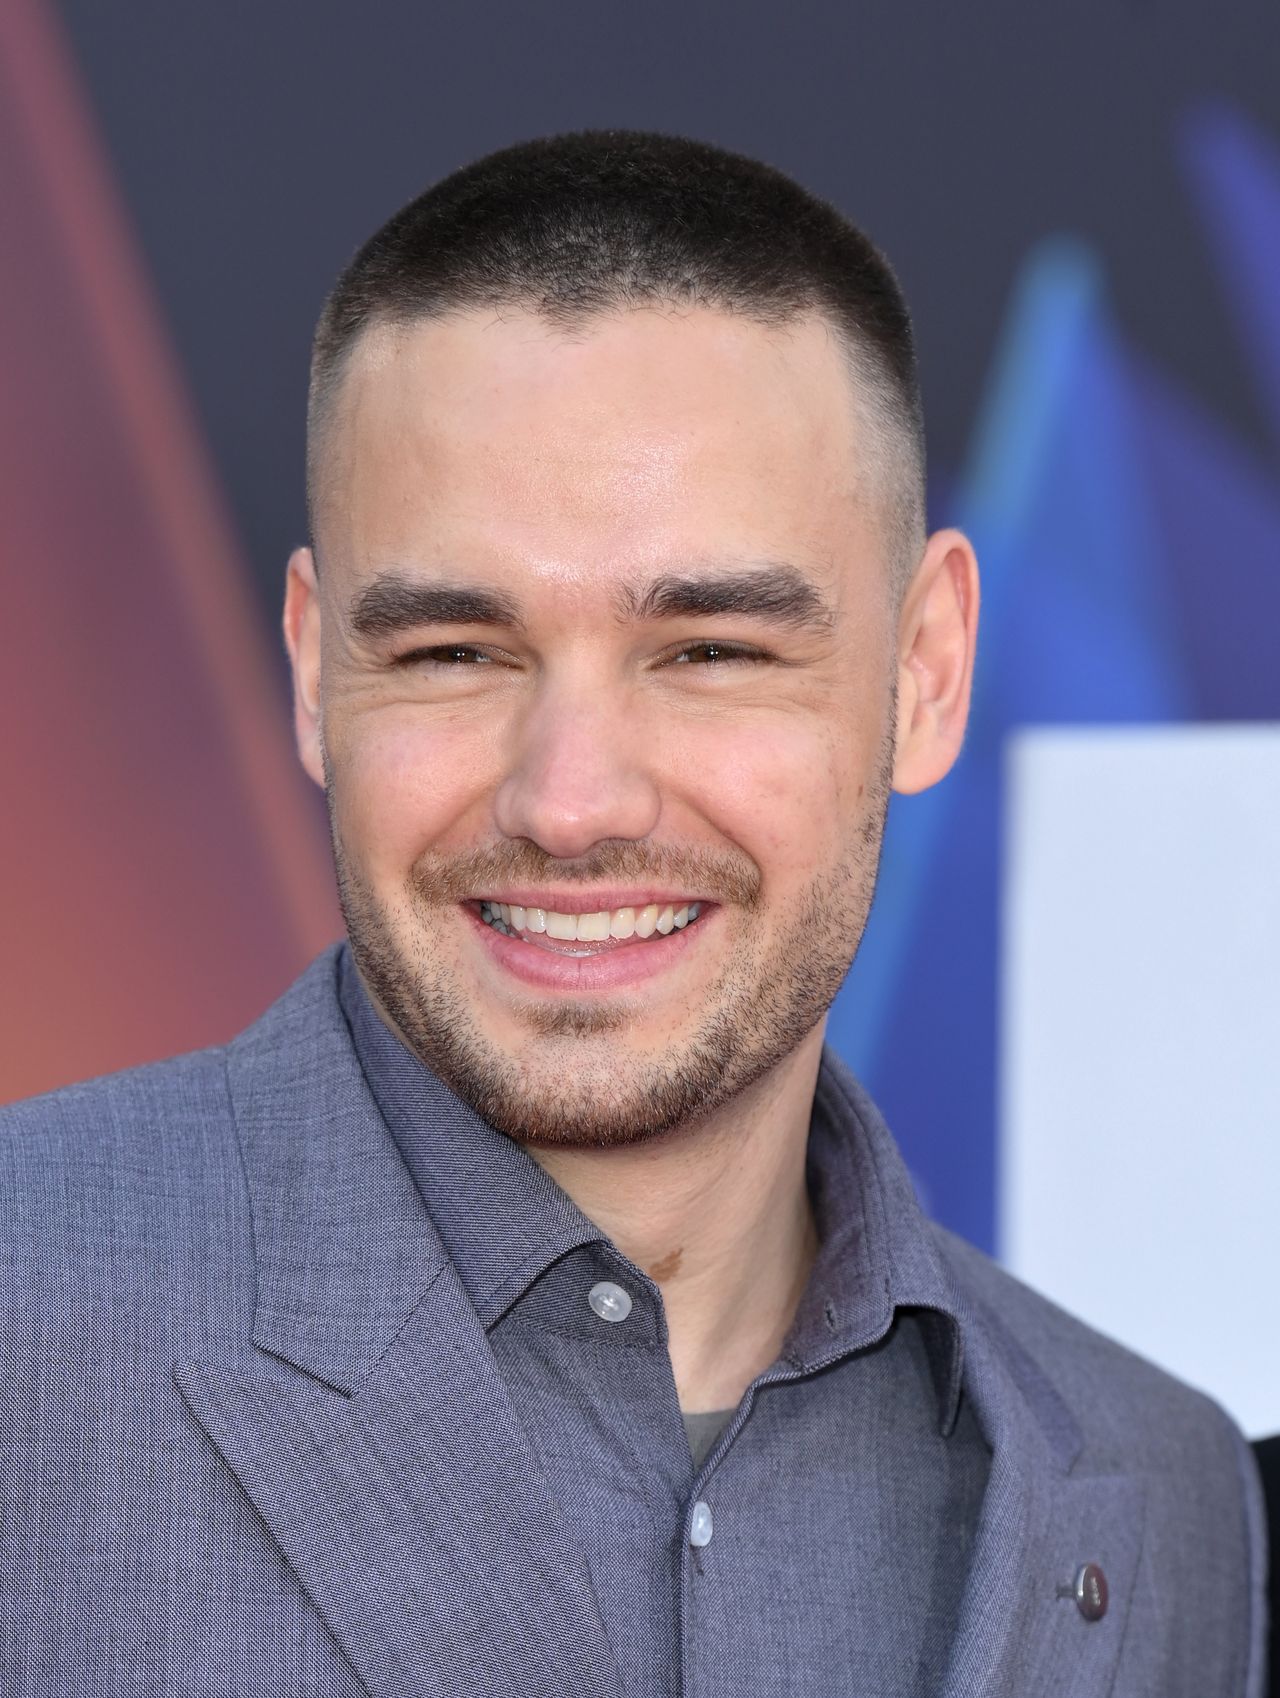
[1000,724,1280,1438]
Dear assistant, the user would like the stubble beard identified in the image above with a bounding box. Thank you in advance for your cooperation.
[329,734,893,1149]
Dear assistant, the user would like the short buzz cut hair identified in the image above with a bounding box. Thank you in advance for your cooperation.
[307,130,927,585]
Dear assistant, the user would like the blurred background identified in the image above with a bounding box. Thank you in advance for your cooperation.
[2,0,1277,1430]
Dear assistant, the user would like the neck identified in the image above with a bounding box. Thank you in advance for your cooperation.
[527,1027,825,1412]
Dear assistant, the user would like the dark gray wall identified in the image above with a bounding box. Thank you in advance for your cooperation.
[58,0,1280,621]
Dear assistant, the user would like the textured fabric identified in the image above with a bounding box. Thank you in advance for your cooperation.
[0,944,1267,1698]
[341,950,988,1698]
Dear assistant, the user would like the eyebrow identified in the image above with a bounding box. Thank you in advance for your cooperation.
[348,574,523,638]
[346,560,834,641]
[620,564,834,633]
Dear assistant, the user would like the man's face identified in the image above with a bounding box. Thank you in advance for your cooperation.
[294,306,906,1145]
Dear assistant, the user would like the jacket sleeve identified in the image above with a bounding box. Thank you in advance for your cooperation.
[1236,1425,1271,1698]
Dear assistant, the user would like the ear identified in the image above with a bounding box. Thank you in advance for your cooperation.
[892,528,980,795]
[282,546,325,789]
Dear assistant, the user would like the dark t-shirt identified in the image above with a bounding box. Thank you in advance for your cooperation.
[683,1409,735,1471]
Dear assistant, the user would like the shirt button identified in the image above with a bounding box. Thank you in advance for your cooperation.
[587,1280,633,1323]
[689,1501,714,1548]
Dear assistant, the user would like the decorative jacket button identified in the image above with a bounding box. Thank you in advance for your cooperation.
[1074,1562,1108,1621]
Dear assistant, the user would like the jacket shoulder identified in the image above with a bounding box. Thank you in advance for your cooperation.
[0,948,345,1189]
[0,1043,231,1166]
[0,948,347,1262]
[0,1046,238,1249]
[934,1224,1256,1473]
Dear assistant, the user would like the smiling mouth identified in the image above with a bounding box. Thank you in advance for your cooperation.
[477,899,704,955]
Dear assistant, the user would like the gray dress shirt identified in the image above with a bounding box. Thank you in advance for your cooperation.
[340,950,990,1697]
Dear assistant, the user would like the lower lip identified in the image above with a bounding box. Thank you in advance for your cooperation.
[465,904,711,992]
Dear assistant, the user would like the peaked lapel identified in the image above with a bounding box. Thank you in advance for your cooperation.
[939,1284,1146,1698]
[174,949,619,1698]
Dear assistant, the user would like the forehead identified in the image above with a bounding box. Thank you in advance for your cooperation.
[318,305,879,602]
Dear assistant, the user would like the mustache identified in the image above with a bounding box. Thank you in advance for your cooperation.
[408,838,762,908]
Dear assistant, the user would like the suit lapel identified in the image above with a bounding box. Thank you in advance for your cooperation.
[941,1287,1146,1698]
[175,950,619,1698]
[828,1059,1149,1697]
[175,1269,621,1698]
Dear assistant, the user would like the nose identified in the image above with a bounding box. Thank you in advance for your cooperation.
[493,677,663,858]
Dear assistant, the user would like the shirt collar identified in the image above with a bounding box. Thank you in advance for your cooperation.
[339,945,964,1430]
[791,1052,965,1433]
[339,947,603,1326]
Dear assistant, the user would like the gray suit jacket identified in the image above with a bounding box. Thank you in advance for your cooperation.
[0,947,1266,1696]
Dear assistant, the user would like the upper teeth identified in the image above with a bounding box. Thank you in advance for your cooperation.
[479,901,701,941]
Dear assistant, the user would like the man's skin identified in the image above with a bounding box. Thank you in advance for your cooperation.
[284,305,979,1414]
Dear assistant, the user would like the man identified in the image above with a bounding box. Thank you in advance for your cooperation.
[0,133,1265,1697]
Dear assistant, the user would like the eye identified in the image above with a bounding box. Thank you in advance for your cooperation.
[398,643,497,667]
[663,640,771,667]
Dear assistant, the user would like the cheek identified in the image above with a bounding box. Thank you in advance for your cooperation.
[673,717,861,879]
[330,712,500,868]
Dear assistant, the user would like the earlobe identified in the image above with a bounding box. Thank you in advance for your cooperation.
[891,528,980,796]
[283,547,325,789]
